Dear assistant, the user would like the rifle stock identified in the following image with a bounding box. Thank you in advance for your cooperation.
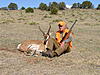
[60,20,77,43]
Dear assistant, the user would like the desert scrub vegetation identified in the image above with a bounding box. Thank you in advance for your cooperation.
[97,4,100,10]
[39,3,48,10]
[43,14,52,18]
[17,17,26,20]
[0,19,14,24]
[94,12,100,16]
[50,7,58,14]
[21,7,25,10]
[28,22,39,25]
[25,7,34,13]
[8,3,18,10]
[41,14,52,20]
[52,19,63,22]
[6,13,15,20]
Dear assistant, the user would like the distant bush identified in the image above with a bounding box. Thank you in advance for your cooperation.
[38,1,66,11]
[0,7,8,10]
[21,7,25,10]
[49,2,59,10]
[71,3,81,8]
[71,1,94,9]
[97,4,100,10]
[8,3,18,10]
[80,1,94,9]
[59,2,66,10]
[25,7,34,13]
[39,3,48,10]
[50,7,58,14]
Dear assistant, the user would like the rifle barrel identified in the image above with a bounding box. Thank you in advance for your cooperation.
[60,20,77,43]
[70,20,77,31]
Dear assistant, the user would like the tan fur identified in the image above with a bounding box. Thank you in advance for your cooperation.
[17,25,51,56]
[18,40,45,52]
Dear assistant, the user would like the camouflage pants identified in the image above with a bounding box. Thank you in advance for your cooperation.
[47,38,71,56]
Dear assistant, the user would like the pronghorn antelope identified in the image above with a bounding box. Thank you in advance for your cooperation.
[17,25,51,56]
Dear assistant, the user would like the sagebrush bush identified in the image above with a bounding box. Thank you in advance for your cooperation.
[97,4,100,10]
[25,7,34,13]
[39,3,47,10]
[50,8,58,14]
[29,22,39,25]
[44,15,52,18]
[52,19,62,22]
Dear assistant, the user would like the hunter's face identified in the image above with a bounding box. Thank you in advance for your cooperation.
[59,25,65,31]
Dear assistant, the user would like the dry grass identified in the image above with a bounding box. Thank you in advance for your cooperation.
[0,9,100,75]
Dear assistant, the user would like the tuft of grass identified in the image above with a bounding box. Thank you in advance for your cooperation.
[29,22,39,25]
[84,23,91,26]
[80,17,85,21]
[6,19,14,23]
[52,19,63,22]
[62,12,65,16]
[68,20,73,23]
[0,19,14,24]
[43,15,52,18]
[0,21,7,24]
[17,17,26,20]
[95,12,100,15]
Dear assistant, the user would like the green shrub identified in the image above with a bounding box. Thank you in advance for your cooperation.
[17,18,26,20]
[21,7,25,10]
[97,4,100,10]
[52,19,62,22]
[71,3,81,8]
[25,7,34,13]
[29,22,39,25]
[0,20,14,24]
[8,3,18,10]
[39,3,48,10]
[59,2,66,10]
[44,15,52,18]
[80,1,94,9]
[50,7,58,14]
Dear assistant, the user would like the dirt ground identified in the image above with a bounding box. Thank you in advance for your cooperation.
[0,9,100,75]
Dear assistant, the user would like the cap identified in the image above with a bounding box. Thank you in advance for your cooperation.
[58,21,66,26]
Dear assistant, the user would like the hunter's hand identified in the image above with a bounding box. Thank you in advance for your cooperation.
[61,42,65,48]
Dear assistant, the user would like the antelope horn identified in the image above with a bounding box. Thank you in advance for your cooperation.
[38,26,45,35]
[47,24,51,35]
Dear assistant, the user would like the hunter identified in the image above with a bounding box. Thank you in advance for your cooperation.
[42,21,73,58]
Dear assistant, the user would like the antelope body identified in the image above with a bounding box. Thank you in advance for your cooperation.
[17,25,51,56]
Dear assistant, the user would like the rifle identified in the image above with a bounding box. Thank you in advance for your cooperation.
[60,20,77,43]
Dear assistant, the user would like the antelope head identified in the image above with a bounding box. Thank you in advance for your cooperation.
[39,24,51,45]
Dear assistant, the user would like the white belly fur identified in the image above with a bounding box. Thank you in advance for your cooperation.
[17,44,21,49]
[28,44,43,52]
